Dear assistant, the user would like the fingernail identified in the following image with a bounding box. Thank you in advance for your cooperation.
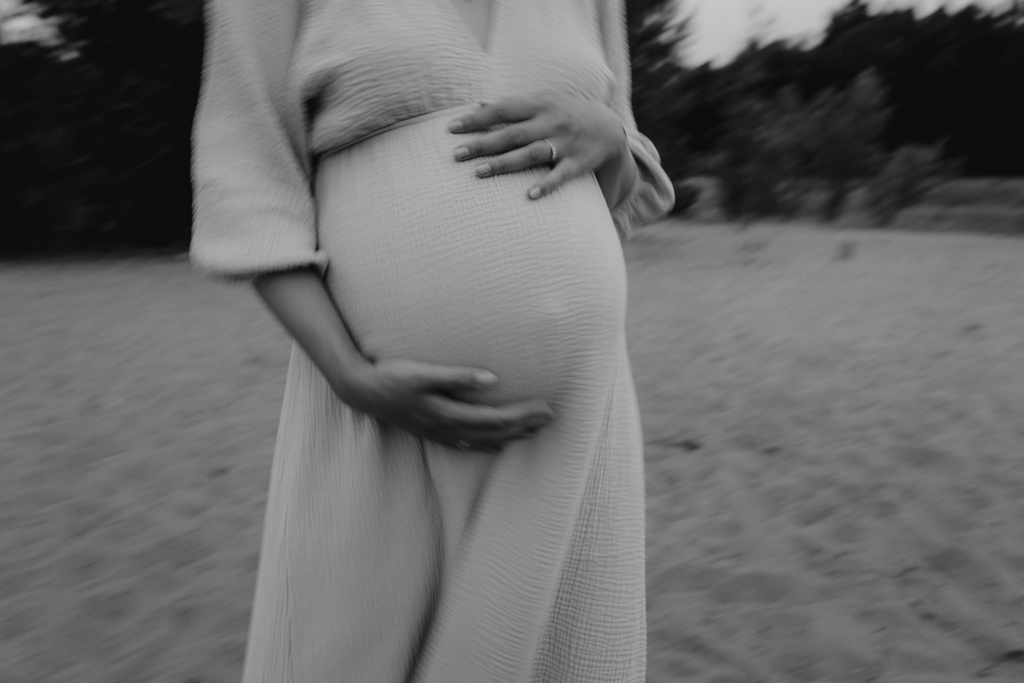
[528,187,542,199]
[475,371,499,385]
[453,146,469,160]
[475,163,490,177]
[448,119,463,132]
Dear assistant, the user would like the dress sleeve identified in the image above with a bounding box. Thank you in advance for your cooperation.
[597,0,676,241]
[190,0,329,281]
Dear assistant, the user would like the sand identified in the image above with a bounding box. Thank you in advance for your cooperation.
[2,222,1023,682]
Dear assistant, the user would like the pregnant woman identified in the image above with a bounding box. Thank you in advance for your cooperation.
[191,0,674,681]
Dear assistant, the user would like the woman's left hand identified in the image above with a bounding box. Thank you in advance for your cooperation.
[448,93,635,201]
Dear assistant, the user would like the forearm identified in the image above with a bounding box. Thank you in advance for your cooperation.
[252,267,372,403]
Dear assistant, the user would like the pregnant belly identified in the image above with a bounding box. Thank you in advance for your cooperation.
[314,105,627,405]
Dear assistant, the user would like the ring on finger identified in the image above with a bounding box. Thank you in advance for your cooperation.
[456,439,470,451]
[542,138,557,164]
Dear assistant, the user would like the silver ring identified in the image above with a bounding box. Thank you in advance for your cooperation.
[542,138,557,164]
[456,440,470,451]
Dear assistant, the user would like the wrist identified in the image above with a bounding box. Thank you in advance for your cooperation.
[614,139,639,198]
[599,121,631,173]
[596,123,638,209]
[325,352,377,409]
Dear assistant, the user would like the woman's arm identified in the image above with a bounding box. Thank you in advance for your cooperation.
[253,268,555,451]
[252,268,374,403]
[191,0,328,279]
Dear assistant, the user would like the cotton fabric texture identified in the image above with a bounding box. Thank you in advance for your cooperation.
[190,0,675,681]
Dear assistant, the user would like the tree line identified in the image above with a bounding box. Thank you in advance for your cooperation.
[2,0,1022,252]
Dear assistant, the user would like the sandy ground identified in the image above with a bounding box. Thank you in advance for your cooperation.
[2,221,1023,682]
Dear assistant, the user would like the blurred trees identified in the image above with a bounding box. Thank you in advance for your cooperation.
[1,0,201,252]
[713,71,893,221]
[865,142,960,226]
[814,0,1023,177]
[1,0,1023,252]
[676,0,1024,178]
[626,0,690,183]
[802,71,892,220]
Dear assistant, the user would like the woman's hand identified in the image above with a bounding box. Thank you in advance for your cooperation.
[448,94,638,204]
[338,359,555,453]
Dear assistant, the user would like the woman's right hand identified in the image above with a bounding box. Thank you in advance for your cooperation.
[336,358,555,452]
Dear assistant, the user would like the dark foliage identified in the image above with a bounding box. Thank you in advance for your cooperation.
[676,1,1024,177]
[712,72,892,221]
[626,0,690,183]
[866,142,961,226]
[2,0,202,253]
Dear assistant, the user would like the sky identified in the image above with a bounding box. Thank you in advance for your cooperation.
[684,0,1015,65]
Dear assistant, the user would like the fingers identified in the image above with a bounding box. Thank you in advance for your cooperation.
[471,140,558,179]
[527,159,582,200]
[448,96,542,133]
[448,115,581,196]
[452,121,548,165]
[413,365,499,392]
[445,424,542,454]
[421,394,554,448]
[425,394,553,431]
[382,360,556,451]
[456,408,552,443]
[450,95,622,201]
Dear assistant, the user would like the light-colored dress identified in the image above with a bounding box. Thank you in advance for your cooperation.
[190,1,674,681]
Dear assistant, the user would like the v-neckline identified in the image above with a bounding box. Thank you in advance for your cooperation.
[438,0,501,57]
